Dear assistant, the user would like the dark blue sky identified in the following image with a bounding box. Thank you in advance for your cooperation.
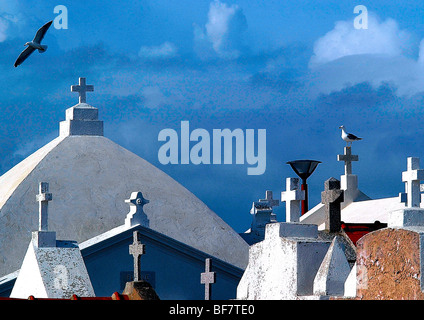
[1,1,424,232]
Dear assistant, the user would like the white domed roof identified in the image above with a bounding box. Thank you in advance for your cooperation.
[0,88,249,276]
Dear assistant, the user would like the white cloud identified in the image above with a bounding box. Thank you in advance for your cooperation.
[141,86,169,109]
[0,17,8,42]
[310,14,412,67]
[0,1,22,42]
[194,0,247,59]
[138,42,178,59]
[304,13,424,97]
[306,54,424,97]
[418,39,424,65]
[0,12,19,42]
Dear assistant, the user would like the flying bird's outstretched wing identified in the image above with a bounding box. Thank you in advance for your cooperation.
[33,20,53,43]
[14,46,36,67]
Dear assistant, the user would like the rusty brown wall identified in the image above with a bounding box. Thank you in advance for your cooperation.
[356,228,424,300]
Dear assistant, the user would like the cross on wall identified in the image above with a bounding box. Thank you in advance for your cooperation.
[200,258,216,300]
[129,231,145,282]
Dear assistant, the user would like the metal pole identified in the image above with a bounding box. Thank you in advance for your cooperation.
[301,179,308,215]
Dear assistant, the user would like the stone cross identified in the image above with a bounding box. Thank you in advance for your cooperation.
[337,146,358,175]
[125,191,150,227]
[321,177,344,233]
[35,182,52,231]
[260,190,280,208]
[281,177,305,222]
[200,258,216,300]
[401,157,424,208]
[129,231,145,282]
[251,190,279,215]
[71,77,94,104]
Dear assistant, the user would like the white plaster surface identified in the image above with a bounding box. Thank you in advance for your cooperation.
[388,208,424,227]
[10,238,94,299]
[301,196,406,229]
[237,223,330,300]
[343,262,357,298]
[313,236,351,296]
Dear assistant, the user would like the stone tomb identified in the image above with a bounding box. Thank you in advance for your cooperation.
[237,177,353,300]
[355,227,424,299]
[10,182,94,299]
[350,157,424,299]
[11,237,95,299]
[236,222,331,300]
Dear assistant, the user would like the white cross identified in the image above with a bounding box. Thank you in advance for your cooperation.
[35,182,52,231]
[125,191,150,227]
[71,77,94,104]
[281,177,305,222]
[337,146,358,175]
[401,157,424,208]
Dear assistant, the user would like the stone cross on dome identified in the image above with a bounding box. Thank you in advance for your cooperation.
[71,77,94,104]
[60,77,103,137]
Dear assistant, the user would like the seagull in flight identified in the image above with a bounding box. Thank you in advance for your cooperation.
[14,20,53,67]
[339,125,362,146]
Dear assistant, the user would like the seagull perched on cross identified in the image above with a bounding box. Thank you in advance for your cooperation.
[339,125,362,146]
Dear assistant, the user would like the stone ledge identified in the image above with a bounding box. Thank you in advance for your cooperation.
[265,222,318,240]
[388,208,424,228]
